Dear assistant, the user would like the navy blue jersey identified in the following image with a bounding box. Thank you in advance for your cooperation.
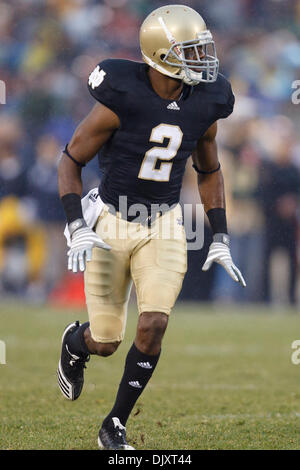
[87,59,234,211]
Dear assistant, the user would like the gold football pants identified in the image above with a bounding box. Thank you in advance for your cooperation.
[84,204,187,343]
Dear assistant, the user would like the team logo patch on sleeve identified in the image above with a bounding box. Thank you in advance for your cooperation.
[88,66,107,89]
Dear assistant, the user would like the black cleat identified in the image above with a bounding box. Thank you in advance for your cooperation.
[57,321,90,400]
[98,417,135,450]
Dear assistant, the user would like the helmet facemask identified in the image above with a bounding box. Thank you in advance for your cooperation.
[161,31,219,85]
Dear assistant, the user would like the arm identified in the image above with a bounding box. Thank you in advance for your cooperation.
[192,121,226,224]
[193,122,246,287]
[58,102,120,200]
[58,103,120,272]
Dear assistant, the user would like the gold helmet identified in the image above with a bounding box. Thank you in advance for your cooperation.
[140,5,219,85]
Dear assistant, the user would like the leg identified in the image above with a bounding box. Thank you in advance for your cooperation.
[102,312,168,427]
[83,326,121,357]
[84,210,133,345]
[98,205,187,449]
[135,311,169,355]
[62,236,132,359]
[66,321,122,357]
[101,206,186,424]
[57,209,132,400]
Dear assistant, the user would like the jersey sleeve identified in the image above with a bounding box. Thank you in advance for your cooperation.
[87,61,124,117]
[216,82,235,119]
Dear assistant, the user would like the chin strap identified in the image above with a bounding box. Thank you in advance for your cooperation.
[181,68,201,86]
[182,75,200,86]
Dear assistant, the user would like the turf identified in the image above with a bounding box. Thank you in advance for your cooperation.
[0,301,299,450]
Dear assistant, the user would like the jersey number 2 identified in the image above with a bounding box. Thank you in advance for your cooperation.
[138,124,183,182]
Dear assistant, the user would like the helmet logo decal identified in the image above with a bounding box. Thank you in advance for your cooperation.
[158,16,183,60]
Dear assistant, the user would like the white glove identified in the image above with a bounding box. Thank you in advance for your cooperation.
[67,218,111,273]
[202,234,246,287]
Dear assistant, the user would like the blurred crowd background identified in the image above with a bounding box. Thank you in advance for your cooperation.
[0,0,300,307]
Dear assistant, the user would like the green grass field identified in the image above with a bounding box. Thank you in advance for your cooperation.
[0,302,300,450]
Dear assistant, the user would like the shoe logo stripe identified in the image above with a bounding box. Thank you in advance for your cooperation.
[57,361,73,399]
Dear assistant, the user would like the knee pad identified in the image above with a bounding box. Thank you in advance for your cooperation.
[88,305,127,343]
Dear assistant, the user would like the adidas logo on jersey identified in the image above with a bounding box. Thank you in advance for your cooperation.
[137,361,153,369]
[167,101,180,111]
[129,381,142,388]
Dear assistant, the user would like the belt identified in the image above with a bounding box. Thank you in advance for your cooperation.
[107,205,167,227]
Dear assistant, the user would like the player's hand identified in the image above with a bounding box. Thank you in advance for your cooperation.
[67,218,111,273]
[202,234,246,287]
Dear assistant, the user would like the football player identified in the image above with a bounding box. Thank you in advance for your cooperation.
[57,4,246,450]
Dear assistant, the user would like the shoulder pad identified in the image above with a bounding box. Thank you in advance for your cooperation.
[194,74,235,119]
[87,59,141,115]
